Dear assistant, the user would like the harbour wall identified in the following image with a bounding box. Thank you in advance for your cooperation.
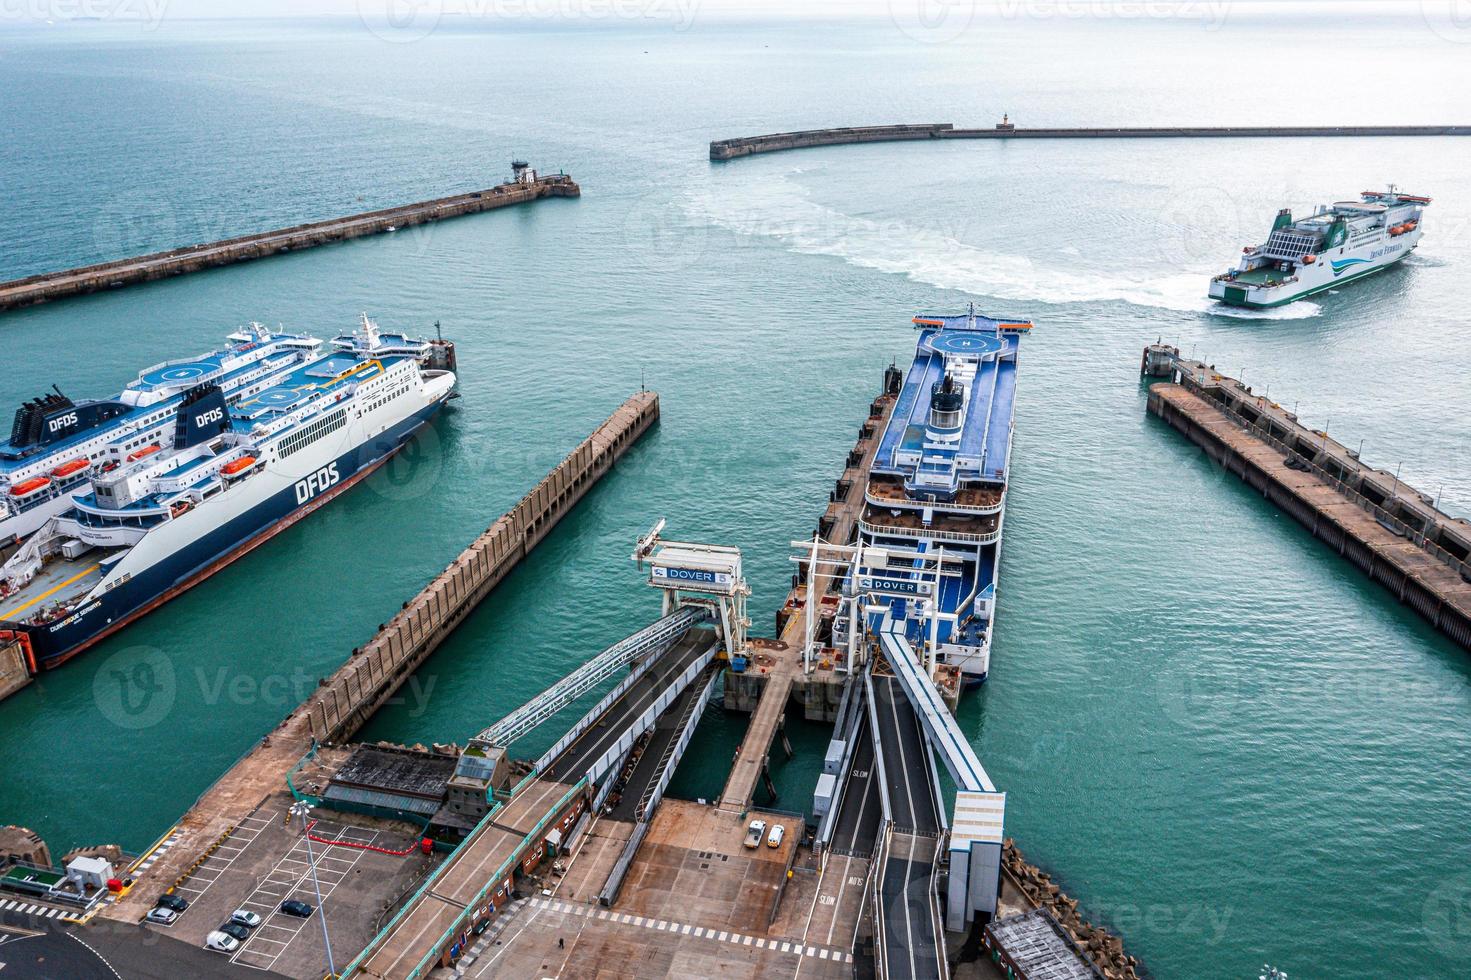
[307,390,660,743]
[0,636,30,702]
[709,123,1471,159]
[1143,347,1471,651]
[0,174,580,313]
[100,390,658,922]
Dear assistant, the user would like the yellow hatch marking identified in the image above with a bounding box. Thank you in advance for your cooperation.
[1,563,100,620]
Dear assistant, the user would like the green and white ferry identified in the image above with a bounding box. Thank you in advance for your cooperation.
[1209,187,1430,308]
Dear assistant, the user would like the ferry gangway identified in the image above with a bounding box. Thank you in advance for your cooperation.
[473,605,708,749]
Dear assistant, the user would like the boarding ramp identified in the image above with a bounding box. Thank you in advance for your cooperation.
[344,623,719,980]
[867,672,948,980]
[878,615,1005,933]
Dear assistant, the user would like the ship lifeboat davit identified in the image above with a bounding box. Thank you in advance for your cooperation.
[52,457,90,479]
[1302,254,1317,265]
[221,456,256,477]
[127,444,161,462]
[9,476,51,498]
[169,499,192,518]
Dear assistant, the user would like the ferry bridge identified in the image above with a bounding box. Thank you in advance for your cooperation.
[343,525,748,980]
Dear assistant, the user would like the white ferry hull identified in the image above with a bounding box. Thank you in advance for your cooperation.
[7,380,452,669]
[1210,230,1420,308]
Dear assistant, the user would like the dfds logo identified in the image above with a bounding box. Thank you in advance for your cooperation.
[295,462,341,504]
[194,408,224,428]
[48,412,78,434]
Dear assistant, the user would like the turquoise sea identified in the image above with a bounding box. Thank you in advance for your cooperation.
[2,8,1471,977]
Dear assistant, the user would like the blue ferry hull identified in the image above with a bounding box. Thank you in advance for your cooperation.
[14,400,446,670]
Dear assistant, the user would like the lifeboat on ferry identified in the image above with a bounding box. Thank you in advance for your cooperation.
[1301,254,1317,265]
[169,500,193,518]
[1243,246,1255,254]
[221,456,256,477]
[51,457,91,479]
[127,444,161,462]
[9,477,51,498]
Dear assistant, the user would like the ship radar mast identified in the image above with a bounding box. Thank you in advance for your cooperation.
[358,312,380,349]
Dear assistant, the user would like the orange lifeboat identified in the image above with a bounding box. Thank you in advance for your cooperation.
[9,476,51,498]
[169,500,192,518]
[51,457,90,479]
[1302,254,1317,265]
[127,444,161,462]
[221,456,256,476]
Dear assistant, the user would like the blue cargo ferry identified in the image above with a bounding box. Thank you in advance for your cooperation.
[855,307,1031,683]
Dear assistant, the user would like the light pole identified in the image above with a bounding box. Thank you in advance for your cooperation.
[290,801,337,977]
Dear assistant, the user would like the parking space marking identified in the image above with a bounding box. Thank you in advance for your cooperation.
[227,819,381,973]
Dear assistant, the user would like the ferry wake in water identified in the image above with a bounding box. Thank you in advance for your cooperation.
[0,316,456,670]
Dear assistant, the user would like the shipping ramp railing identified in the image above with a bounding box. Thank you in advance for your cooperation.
[474,606,707,748]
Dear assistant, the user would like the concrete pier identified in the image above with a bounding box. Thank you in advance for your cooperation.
[1143,345,1471,651]
[0,171,579,313]
[709,122,1471,159]
[98,391,657,924]
[718,388,897,813]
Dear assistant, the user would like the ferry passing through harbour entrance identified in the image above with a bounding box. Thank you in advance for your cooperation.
[0,315,457,671]
[1,327,321,546]
[1209,186,1430,308]
[838,306,1030,685]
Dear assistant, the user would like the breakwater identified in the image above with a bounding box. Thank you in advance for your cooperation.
[307,390,660,743]
[1142,345,1471,652]
[0,171,580,312]
[709,123,1471,159]
[99,390,658,923]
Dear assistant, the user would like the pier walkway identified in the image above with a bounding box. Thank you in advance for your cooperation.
[710,122,1471,159]
[0,171,578,313]
[718,390,898,813]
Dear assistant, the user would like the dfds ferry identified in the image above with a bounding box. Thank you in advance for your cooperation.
[842,307,1030,684]
[1210,186,1430,308]
[0,315,457,670]
[1,327,320,545]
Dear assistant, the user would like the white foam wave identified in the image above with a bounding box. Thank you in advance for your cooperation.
[686,174,1321,320]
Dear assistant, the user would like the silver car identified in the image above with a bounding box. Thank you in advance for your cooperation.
[230,909,263,928]
[144,906,178,925]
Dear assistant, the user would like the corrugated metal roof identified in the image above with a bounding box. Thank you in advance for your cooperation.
[321,785,439,816]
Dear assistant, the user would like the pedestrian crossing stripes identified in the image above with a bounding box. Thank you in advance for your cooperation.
[0,898,67,917]
[528,896,854,963]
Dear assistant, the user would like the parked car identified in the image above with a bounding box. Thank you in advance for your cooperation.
[279,899,315,918]
[155,893,188,913]
[744,820,767,849]
[218,922,251,942]
[766,824,785,849]
[144,907,178,925]
[204,931,240,953]
[230,909,262,928]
